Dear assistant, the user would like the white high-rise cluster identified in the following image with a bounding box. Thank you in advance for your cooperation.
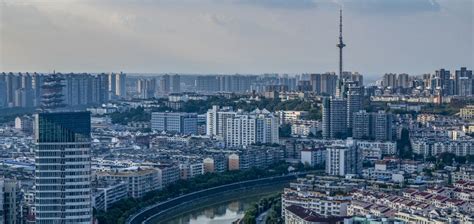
[206,106,279,148]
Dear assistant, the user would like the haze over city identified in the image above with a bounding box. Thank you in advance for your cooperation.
[1,0,472,76]
[1,1,474,224]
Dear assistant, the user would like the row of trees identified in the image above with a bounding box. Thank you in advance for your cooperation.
[110,107,151,125]
[265,196,283,224]
[241,194,282,224]
[109,97,322,125]
[95,163,293,224]
[425,152,474,168]
[180,96,321,116]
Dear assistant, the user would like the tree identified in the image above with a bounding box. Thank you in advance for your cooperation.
[110,107,150,125]
[397,128,413,159]
[279,124,292,138]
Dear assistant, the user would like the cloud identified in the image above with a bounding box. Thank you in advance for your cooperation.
[0,0,471,75]
[228,0,441,13]
[336,0,441,14]
[232,0,317,9]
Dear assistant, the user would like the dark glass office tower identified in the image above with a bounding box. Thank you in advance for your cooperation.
[34,112,92,224]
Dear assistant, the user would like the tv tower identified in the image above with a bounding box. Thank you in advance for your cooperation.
[337,9,346,98]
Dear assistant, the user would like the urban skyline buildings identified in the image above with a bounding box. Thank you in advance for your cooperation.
[151,112,198,135]
[34,112,92,223]
[325,140,362,176]
[352,110,394,141]
[205,106,279,148]
[1,3,473,224]
[322,97,347,139]
[1,67,472,110]
[225,109,279,148]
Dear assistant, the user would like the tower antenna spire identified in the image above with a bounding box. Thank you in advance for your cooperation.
[337,8,346,97]
[339,8,343,41]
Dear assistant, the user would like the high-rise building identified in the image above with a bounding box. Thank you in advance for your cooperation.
[206,106,236,138]
[0,179,3,223]
[309,73,338,96]
[107,72,127,99]
[383,73,397,88]
[1,178,21,224]
[397,73,410,88]
[14,88,34,107]
[6,73,21,107]
[137,78,157,99]
[325,140,361,176]
[171,74,181,93]
[0,77,6,108]
[32,73,45,107]
[151,112,198,135]
[196,75,257,93]
[95,73,109,104]
[226,115,256,148]
[435,68,453,96]
[310,73,322,94]
[323,73,338,96]
[373,111,393,141]
[346,82,363,130]
[34,112,92,224]
[196,75,219,92]
[352,110,371,139]
[322,97,347,139]
[160,74,171,94]
[352,110,393,141]
[458,77,473,96]
[342,72,363,86]
[455,67,473,96]
[225,109,279,148]
[1,72,109,108]
[108,73,117,99]
[115,72,126,98]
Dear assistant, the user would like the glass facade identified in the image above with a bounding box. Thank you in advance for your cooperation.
[36,112,90,143]
[35,112,92,224]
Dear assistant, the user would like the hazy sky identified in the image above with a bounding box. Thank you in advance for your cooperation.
[1,0,473,77]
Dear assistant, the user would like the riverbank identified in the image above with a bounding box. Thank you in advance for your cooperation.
[98,163,302,224]
[127,173,303,224]
[153,183,286,224]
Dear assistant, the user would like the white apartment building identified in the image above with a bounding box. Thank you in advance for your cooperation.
[357,141,397,160]
[411,138,474,157]
[291,120,320,137]
[282,189,351,218]
[179,163,204,180]
[225,109,279,148]
[93,182,128,211]
[206,106,236,138]
[325,140,362,176]
[96,168,159,198]
[156,165,180,188]
[275,110,308,124]
[300,148,326,167]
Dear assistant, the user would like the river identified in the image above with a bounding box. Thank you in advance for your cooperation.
[150,191,280,224]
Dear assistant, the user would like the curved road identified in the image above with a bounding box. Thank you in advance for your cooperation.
[256,210,269,224]
[127,172,308,224]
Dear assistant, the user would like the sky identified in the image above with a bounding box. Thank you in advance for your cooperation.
[0,0,473,78]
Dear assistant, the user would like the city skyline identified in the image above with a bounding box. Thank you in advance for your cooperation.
[1,1,474,224]
[1,0,472,77]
